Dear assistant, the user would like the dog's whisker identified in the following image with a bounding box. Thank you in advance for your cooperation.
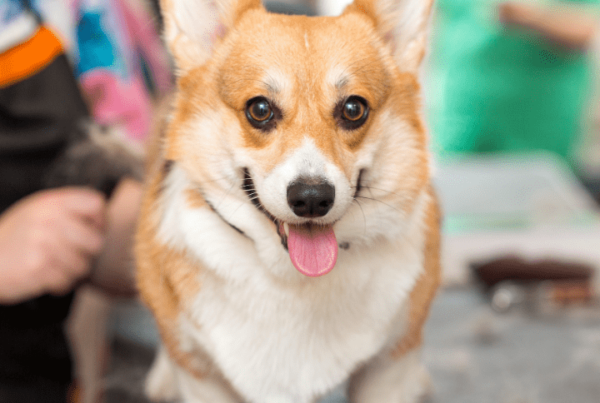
[355,195,401,213]
[352,198,368,236]
[352,184,404,199]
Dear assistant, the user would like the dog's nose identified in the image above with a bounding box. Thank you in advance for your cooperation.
[287,180,335,218]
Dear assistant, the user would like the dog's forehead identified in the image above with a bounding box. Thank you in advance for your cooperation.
[220,12,389,105]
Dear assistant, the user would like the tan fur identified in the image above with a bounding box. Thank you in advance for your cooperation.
[135,168,206,379]
[391,186,441,359]
[147,95,175,168]
[186,188,209,209]
[348,0,435,70]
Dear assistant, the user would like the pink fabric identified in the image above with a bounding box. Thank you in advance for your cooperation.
[117,0,172,96]
[79,70,152,141]
[33,0,172,141]
[73,0,172,142]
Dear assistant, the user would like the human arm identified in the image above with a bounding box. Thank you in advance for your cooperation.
[499,2,599,51]
[88,178,143,297]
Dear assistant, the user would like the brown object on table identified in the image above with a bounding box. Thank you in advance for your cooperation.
[472,257,594,290]
[549,281,594,305]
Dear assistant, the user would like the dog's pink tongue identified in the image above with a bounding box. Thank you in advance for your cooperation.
[288,224,338,277]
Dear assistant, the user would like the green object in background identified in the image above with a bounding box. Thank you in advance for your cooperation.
[427,0,600,166]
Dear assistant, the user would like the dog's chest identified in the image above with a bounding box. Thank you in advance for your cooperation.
[179,240,422,402]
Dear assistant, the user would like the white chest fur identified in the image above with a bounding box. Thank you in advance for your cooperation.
[158,169,427,403]
[182,238,422,403]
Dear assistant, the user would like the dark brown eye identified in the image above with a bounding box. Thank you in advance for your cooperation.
[246,97,274,128]
[337,96,369,130]
[343,98,366,121]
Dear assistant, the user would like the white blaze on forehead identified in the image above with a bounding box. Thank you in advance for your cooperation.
[325,64,350,91]
[304,32,309,51]
[262,68,291,96]
[256,138,354,224]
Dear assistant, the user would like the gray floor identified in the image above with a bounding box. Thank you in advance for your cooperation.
[105,288,600,403]
[423,288,600,403]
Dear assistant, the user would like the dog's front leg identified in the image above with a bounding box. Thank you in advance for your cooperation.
[348,193,440,403]
[347,348,432,403]
[175,367,242,403]
[145,345,241,403]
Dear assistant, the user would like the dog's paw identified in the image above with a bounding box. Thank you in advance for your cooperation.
[145,346,181,402]
[407,364,433,403]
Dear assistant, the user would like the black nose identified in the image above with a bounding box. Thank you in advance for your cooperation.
[287,179,335,218]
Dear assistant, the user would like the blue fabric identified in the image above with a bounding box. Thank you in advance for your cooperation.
[0,0,28,29]
[76,11,116,74]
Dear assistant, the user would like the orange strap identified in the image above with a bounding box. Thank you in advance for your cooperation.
[0,26,64,88]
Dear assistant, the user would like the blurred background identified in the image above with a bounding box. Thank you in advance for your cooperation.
[2,0,600,402]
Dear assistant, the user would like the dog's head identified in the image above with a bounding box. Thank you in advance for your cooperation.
[160,0,433,278]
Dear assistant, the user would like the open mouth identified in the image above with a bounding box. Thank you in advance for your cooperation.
[242,168,338,277]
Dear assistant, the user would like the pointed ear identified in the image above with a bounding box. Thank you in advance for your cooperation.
[160,0,263,74]
[345,0,434,72]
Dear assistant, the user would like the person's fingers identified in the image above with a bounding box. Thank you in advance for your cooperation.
[42,262,77,296]
[43,238,95,295]
[57,188,107,228]
[59,214,106,259]
[51,238,93,279]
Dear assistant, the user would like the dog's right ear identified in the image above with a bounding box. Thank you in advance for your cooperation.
[160,0,263,74]
[344,0,434,73]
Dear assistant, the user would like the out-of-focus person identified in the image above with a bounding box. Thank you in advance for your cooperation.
[498,1,599,51]
[0,0,172,401]
[498,1,600,193]
[427,0,600,170]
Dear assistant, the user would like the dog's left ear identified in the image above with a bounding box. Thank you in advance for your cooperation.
[345,0,434,72]
[160,0,263,75]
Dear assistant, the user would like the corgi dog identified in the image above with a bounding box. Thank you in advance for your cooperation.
[135,0,440,401]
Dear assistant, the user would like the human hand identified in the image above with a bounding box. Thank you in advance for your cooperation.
[0,188,106,305]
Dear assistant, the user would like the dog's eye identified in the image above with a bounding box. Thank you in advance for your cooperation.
[343,98,366,121]
[246,97,274,128]
[337,96,369,130]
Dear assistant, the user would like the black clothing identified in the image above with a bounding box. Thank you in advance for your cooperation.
[0,53,89,403]
[0,54,88,213]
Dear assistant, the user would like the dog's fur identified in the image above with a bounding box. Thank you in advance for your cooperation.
[135,0,440,401]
